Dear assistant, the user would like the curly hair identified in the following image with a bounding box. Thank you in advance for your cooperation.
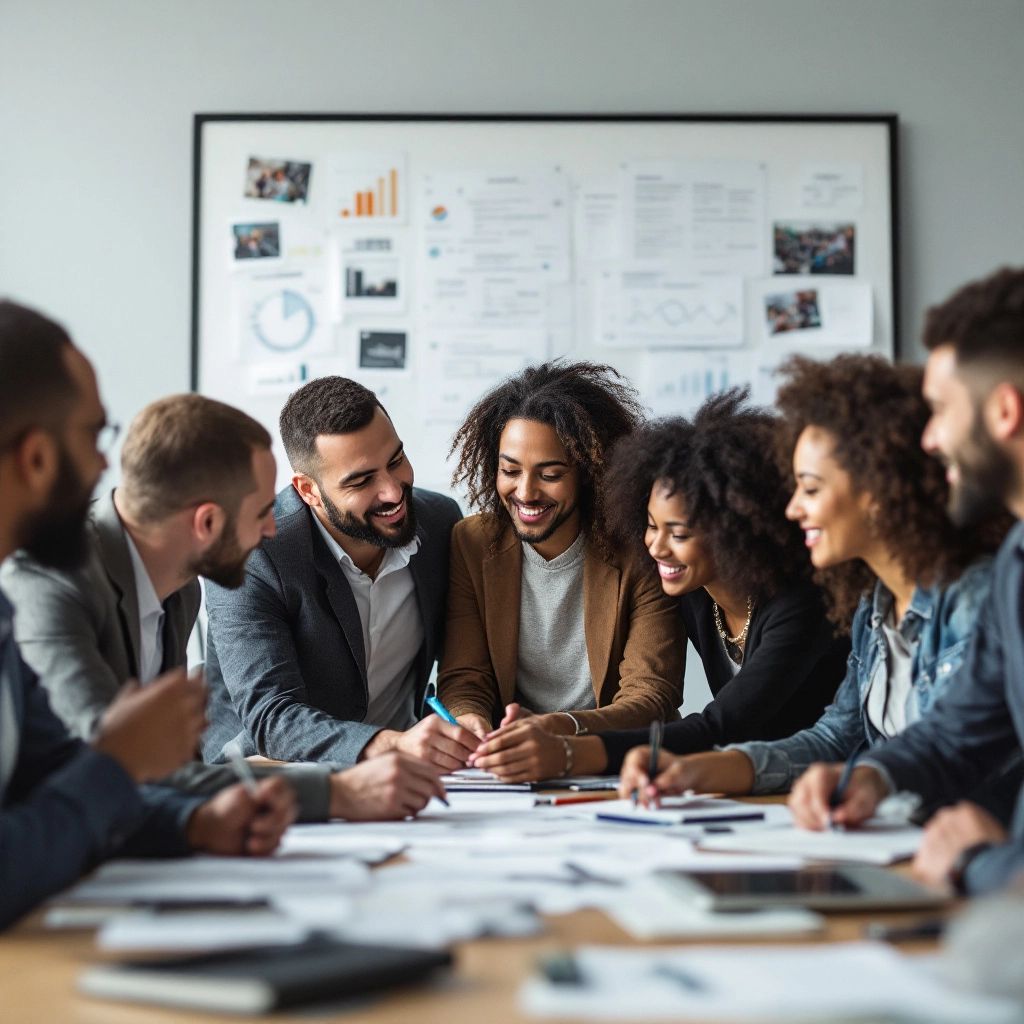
[774,353,1008,626]
[449,360,644,552]
[604,388,810,604]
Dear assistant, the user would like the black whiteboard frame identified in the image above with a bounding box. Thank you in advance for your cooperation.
[190,112,900,390]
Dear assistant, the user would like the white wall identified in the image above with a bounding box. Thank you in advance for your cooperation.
[2,0,1022,450]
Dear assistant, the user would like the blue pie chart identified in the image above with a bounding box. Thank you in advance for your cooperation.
[252,289,316,351]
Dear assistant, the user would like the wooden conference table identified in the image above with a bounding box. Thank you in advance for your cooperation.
[0,797,949,1024]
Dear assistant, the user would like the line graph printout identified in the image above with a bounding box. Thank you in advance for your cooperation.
[595,267,743,348]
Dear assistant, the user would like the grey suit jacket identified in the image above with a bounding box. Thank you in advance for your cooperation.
[1,489,331,820]
[1,489,200,740]
[203,485,461,766]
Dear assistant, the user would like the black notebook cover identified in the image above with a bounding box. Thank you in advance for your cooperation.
[79,937,454,1014]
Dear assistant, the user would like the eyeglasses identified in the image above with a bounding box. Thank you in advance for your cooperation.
[97,422,121,455]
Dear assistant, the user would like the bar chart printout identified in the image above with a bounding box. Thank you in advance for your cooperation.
[331,154,406,223]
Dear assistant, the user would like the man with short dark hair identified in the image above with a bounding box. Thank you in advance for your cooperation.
[3,393,445,821]
[793,267,1024,895]
[0,300,294,929]
[203,376,472,770]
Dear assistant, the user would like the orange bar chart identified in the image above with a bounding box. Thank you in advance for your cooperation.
[339,168,400,218]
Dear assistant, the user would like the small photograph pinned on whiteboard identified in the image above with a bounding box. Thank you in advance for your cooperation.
[244,157,312,203]
[764,289,822,336]
[773,221,855,275]
[232,222,281,261]
[359,330,407,370]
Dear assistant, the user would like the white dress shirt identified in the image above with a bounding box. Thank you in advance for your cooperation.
[124,531,165,685]
[313,516,423,731]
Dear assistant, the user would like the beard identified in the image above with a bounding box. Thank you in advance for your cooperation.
[321,483,417,549]
[946,414,1016,528]
[21,446,93,570]
[190,512,252,589]
[505,498,578,547]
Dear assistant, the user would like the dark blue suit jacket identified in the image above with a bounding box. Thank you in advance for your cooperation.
[0,589,197,930]
[203,486,461,766]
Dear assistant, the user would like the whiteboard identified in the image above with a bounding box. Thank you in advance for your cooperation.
[192,114,898,494]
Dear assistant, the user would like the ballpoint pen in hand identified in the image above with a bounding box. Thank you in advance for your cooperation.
[828,748,861,828]
[223,739,260,798]
[631,719,664,806]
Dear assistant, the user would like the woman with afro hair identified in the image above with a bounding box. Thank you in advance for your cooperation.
[568,387,850,779]
[620,354,1009,809]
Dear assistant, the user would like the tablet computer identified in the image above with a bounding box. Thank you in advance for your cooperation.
[656,865,947,912]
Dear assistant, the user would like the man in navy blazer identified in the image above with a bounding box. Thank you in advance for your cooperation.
[204,375,476,769]
[0,301,293,929]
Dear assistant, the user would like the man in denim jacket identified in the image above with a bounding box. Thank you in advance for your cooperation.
[799,267,1024,896]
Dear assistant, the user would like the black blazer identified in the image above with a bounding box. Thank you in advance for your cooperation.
[202,485,461,765]
[601,583,848,772]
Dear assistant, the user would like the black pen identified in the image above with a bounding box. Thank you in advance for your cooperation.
[829,747,863,829]
[630,719,663,806]
[648,719,663,782]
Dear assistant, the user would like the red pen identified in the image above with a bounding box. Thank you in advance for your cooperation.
[535,792,619,806]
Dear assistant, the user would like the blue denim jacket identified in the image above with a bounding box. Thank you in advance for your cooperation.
[730,558,994,794]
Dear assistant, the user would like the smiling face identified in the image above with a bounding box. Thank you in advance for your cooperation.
[644,481,716,597]
[785,426,876,569]
[921,344,1015,526]
[496,417,581,556]
[300,406,416,551]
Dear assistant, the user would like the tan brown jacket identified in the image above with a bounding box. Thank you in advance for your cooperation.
[437,514,685,731]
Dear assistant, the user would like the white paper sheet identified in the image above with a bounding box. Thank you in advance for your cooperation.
[58,856,368,904]
[603,877,823,939]
[520,942,1021,1022]
[800,162,865,209]
[757,277,872,348]
[595,266,743,349]
[232,268,333,359]
[336,228,407,315]
[416,326,548,424]
[697,819,923,865]
[623,159,766,276]
[97,909,313,952]
[417,167,571,329]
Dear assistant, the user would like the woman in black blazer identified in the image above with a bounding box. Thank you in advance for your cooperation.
[593,388,849,775]
[469,388,849,783]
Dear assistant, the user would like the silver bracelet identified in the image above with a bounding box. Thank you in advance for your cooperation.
[560,711,587,736]
[560,737,574,777]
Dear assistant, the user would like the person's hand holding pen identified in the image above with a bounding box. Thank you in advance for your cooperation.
[788,761,891,830]
[618,748,756,806]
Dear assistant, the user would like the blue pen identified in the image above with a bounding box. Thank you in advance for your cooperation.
[425,694,458,725]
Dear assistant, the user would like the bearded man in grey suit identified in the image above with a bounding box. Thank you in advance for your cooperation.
[202,376,477,770]
[3,394,446,821]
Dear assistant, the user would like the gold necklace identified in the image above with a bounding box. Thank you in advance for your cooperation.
[713,596,753,648]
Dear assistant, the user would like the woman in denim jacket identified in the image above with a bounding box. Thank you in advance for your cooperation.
[621,353,1009,802]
